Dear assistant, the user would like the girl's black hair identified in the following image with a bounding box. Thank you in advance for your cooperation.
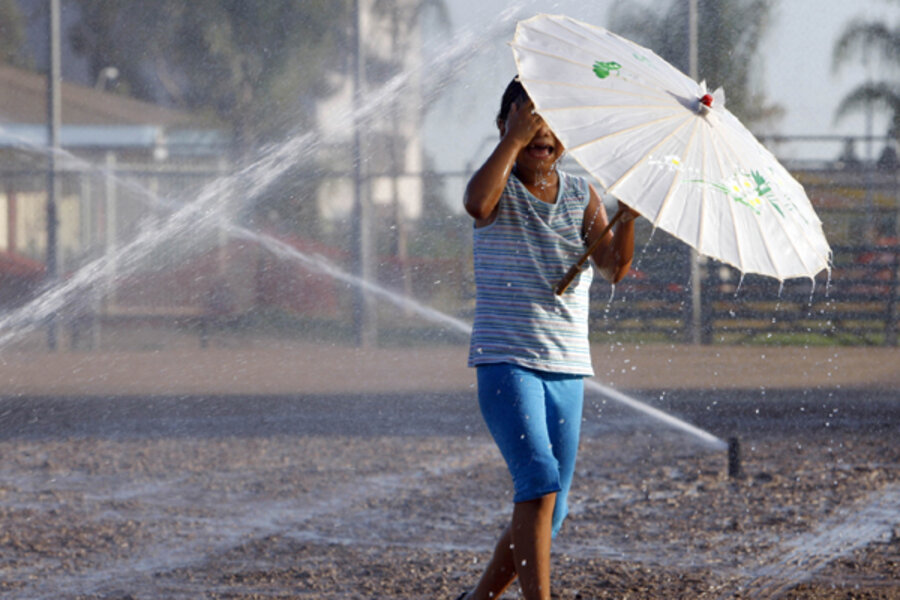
[497,77,531,125]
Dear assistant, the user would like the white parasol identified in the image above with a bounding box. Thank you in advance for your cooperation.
[510,14,831,294]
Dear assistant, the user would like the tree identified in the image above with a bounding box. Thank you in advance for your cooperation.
[69,0,353,148]
[367,1,450,296]
[0,0,28,67]
[608,0,782,129]
[832,15,900,138]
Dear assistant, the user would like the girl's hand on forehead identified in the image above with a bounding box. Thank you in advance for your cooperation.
[505,99,543,146]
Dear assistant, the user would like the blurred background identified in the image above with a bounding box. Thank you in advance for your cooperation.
[2,5,898,597]
[0,0,898,358]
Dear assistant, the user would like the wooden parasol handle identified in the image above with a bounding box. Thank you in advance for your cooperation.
[554,207,626,296]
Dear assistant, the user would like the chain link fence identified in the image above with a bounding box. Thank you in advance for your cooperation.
[0,136,897,350]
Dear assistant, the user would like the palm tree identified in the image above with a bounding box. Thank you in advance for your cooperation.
[832,18,900,139]
[832,15,900,243]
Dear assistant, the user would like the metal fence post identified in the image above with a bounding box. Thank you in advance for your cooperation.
[701,261,714,345]
[888,249,898,346]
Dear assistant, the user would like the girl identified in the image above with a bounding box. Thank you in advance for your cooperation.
[458,77,638,600]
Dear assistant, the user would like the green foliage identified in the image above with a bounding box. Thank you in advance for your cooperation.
[69,0,353,148]
[65,0,451,251]
[608,0,782,128]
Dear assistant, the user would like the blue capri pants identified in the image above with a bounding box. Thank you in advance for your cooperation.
[477,363,584,537]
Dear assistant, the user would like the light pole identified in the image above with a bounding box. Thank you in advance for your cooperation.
[46,0,61,350]
[687,0,704,345]
[352,0,376,347]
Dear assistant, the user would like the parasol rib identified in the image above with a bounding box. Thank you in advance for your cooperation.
[521,77,669,98]
[565,112,686,152]
[526,73,693,109]
[513,14,831,284]
[710,132,748,273]
[538,102,686,115]
[510,42,603,72]
[757,209,785,280]
[696,122,710,254]
[537,16,699,97]
[711,118,825,278]
[512,38,698,103]
[775,209,826,277]
[713,123,785,277]
[606,117,694,196]
[652,117,703,233]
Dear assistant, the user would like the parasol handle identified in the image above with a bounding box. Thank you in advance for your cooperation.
[554,207,627,296]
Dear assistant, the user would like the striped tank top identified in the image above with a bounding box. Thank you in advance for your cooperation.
[468,170,594,376]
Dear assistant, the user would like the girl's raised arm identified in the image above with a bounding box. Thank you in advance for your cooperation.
[463,100,541,226]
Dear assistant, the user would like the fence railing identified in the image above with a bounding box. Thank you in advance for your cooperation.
[2,153,900,349]
[590,243,900,346]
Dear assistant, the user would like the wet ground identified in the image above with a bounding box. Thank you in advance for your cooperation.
[0,386,898,599]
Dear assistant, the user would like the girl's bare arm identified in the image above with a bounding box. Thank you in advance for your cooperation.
[583,185,637,283]
[463,101,540,226]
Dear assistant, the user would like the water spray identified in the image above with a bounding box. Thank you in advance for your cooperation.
[235,227,730,450]
[585,380,727,451]
[0,1,728,455]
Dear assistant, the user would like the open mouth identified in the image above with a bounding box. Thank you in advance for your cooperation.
[526,142,555,159]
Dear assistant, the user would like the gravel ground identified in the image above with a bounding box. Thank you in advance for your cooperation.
[0,387,898,599]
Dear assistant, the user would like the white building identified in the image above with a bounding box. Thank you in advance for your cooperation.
[315,0,425,224]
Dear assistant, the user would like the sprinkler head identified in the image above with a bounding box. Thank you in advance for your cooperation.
[727,437,743,479]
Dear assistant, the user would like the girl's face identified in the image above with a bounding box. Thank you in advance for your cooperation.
[515,122,564,175]
[498,102,565,175]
